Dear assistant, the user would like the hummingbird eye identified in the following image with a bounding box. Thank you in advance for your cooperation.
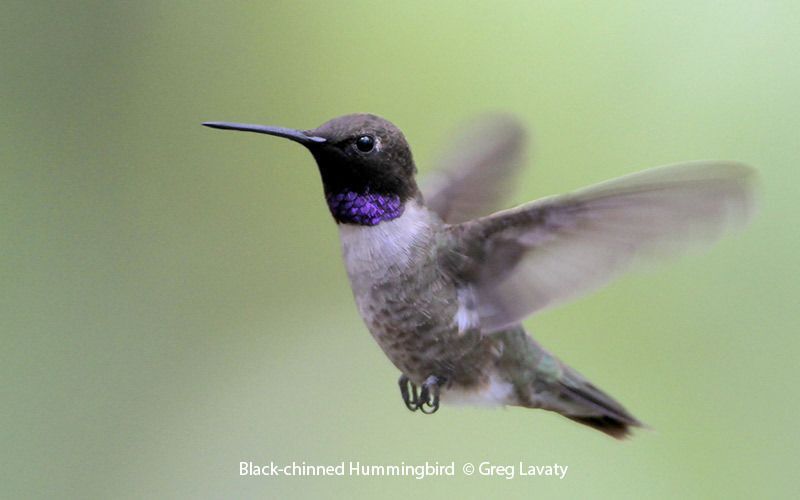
[355,135,375,153]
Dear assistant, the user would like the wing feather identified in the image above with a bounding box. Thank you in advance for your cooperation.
[446,161,757,333]
[422,114,527,223]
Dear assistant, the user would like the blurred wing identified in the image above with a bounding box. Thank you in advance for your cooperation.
[422,114,527,223]
[448,161,757,333]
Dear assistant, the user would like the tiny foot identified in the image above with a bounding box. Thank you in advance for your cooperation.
[418,375,446,414]
[398,375,419,411]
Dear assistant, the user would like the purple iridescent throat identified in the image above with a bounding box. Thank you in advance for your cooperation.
[325,190,405,226]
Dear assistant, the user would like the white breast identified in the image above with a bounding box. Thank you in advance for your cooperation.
[338,202,433,280]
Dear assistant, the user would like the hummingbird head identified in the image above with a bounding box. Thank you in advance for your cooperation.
[203,114,419,226]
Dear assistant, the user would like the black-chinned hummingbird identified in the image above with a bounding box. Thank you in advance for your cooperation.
[203,114,755,439]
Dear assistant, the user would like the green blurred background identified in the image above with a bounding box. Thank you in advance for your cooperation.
[2,1,798,498]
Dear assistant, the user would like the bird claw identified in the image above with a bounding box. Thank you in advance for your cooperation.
[398,375,420,411]
[398,375,445,414]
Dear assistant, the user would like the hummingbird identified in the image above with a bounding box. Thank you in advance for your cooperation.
[203,113,755,439]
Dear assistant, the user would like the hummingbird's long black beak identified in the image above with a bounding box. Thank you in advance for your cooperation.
[202,121,326,146]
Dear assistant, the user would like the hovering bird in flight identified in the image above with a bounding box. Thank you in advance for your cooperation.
[204,114,755,438]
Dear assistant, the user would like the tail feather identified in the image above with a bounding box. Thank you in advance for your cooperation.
[538,363,644,440]
[492,325,644,439]
[565,415,637,440]
[547,366,643,439]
